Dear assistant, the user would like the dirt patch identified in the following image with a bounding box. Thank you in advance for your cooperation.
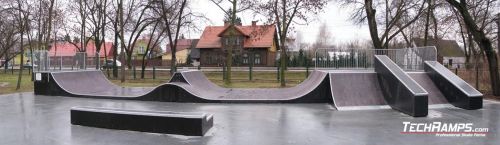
[0,82,9,87]
[484,93,500,101]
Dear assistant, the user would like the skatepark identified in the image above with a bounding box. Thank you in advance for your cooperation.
[1,47,498,144]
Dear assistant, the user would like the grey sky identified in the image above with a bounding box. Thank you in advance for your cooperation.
[189,0,371,44]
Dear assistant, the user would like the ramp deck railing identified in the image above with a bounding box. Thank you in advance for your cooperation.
[314,46,437,71]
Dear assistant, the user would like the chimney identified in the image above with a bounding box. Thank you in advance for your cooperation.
[251,20,257,26]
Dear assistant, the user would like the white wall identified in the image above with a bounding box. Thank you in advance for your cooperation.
[443,57,465,69]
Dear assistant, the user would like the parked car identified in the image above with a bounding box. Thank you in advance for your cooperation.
[102,59,122,69]
[23,63,38,69]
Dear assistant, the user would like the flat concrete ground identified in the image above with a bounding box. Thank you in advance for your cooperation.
[0,93,498,145]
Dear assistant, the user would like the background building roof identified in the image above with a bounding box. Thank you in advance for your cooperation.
[196,24,275,49]
[413,38,465,57]
[49,42,114,57]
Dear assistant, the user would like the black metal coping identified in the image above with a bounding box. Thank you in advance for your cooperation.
[71,107,213,136]
[424,61,483,109]
[374,55,428,117]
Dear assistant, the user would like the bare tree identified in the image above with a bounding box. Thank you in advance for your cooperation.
[107,0,154,82]
[258,0,329,87]
[446,0,500,95]
[85,0,110,69]
[14,0,29,90]
[339,0,427,49]
[0,8,21,69]
[152,0,188,75]
[210,0,255,84]
[314,22,334,49]
[65,0,92,52]
[139,19,165,79]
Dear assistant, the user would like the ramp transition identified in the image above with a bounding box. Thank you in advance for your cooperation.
[34,70,333,103]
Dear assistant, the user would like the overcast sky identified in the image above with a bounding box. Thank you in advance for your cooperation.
[189,0,372,45]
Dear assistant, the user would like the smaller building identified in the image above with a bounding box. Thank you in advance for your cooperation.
[48,41,114,66]
[162,39,199,65]
[413,38,465,68]
[132,38,162,60]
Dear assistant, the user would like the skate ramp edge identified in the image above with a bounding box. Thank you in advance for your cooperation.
[36,70,333,103]
[172,70,333,103]
[424,61,483,110]
[374,55,428,117]
[71,106,213,136]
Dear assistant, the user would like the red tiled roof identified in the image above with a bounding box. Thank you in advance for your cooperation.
[49,42,114,57]
[217,26,250,37]
[196,24,275,49]
[166,39,194,53]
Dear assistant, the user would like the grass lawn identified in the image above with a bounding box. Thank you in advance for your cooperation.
[0,71,34,95]
[0,70,308,95]
[108,71,308,88]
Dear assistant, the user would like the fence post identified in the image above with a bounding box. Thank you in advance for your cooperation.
[249,64,253,81]
[276,66,280,81]
[222,65,226,81]
[133,66,136,80]
[306,59,309,77]
[249,53,253,81]
[475,65,479,89]
[153,66,156,79]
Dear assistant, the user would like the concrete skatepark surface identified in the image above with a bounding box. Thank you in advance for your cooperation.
[0,93,498,145]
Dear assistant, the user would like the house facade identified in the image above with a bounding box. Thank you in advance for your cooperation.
[132,38,162,60]
[196,21,277,67]
[162,39,199,65]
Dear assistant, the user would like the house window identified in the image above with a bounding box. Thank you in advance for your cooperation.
[242,53,248,64]
[254,53,261,64]
[139,46,145,54]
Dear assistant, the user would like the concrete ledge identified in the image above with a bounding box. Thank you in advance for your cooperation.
[374,55,428,117]
[70,107,213,136]
[424,61,483,110]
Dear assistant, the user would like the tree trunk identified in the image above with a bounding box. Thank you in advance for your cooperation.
[16,38,24,90]
[497,13,499,62]
[224,0,238,85]
[113,12,118,78]
[423,0,432,46]
[119,0,126,83]
[364,0,383,49]
[16,0,24,90]
[280,35,286,86]
[279,0,288,87]
[446,0,500,95]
